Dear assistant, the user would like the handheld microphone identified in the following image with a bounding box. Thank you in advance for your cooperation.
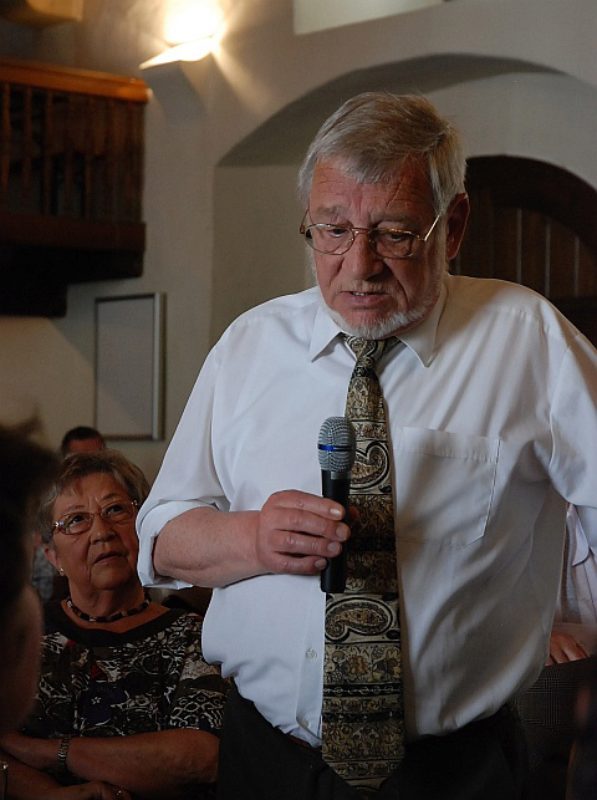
[318,416,356,593]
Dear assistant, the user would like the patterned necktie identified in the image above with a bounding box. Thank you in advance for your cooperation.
[322,336,404,796]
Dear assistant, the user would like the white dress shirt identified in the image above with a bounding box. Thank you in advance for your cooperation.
[137,273,597,743]
[552,505,597,655]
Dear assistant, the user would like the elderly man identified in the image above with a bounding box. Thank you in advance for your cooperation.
[137,93,597,799]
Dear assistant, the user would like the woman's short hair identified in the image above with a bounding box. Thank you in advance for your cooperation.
[297,92,466,214]
[39,449,150,543]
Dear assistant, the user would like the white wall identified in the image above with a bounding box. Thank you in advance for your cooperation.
[0,0,594,479]
[294,0,443,34]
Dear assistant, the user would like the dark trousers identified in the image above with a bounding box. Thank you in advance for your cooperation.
[217,685,528,800]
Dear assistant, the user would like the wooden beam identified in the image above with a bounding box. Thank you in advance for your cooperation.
[0,210,145,252]
[0,57,150,103]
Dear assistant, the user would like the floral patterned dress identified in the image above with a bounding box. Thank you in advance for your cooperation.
[23,604,228,797]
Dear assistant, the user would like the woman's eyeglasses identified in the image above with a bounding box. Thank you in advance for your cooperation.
[52,500,138,537]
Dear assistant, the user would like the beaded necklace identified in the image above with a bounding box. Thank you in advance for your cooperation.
[66,592,150,624]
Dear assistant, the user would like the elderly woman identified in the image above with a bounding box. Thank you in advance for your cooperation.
[0,450,227,800]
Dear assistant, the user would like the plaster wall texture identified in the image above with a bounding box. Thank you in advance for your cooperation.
[0,0,593,477]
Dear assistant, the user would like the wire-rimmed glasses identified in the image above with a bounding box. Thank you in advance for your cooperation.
[299,210,442,259]
[52,500,138,537]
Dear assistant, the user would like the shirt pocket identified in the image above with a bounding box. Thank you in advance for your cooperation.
[394,427,500,548]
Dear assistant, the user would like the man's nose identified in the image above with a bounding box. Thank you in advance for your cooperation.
[342,230,383,279]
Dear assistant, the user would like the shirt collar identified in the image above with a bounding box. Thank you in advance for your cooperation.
[309,299,344,361]
[399,277,447,367]
[309,276,447,367]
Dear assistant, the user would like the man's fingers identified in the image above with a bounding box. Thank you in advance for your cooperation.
[255,489,352,575]
[273,554,330,575]
[262,528,345,574]
[268,489,345,521]
[276,530,343,556]
[263,495,350,543]
[548,632,589,664]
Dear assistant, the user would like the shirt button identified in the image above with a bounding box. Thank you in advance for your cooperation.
[305,648,317,660]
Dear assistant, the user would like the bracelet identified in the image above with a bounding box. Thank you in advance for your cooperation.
[56,735,72,774]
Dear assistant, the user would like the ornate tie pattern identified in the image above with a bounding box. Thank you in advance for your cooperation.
[322,337,404,796]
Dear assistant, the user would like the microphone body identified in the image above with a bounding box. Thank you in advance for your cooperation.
[318,416,356,593]
[320,469,351,593]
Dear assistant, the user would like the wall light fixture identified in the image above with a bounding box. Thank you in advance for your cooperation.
[139,0,222,71]
[139,36,214,70]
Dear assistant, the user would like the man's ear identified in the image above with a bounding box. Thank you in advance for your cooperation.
[445,192,470,261]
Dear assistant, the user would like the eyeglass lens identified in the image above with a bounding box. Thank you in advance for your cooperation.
[55,501,137,535]
[307,225,417,258]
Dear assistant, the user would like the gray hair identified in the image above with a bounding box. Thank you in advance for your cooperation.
[297,92,466,214]
[39,449,149,543]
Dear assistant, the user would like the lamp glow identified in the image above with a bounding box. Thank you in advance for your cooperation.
[165,2,220,44]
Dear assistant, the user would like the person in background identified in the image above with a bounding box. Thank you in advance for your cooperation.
[550,506,597,665]
[567,661,597,800]
[31,527,61,605]
[0,421,58,735]
[60,426,106,457]
[137,92,596,799]
[514,508,597,800]
[0,450,227,800]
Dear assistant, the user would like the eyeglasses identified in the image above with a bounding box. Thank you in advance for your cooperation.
[299,210,442,259]
[52,500,138,537]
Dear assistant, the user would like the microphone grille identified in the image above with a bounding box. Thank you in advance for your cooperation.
[318,416,356,472]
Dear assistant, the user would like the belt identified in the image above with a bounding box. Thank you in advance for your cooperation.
[287,733,322,751]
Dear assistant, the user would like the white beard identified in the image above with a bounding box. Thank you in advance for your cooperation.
[308,251,443,339]
[323,296,434,339]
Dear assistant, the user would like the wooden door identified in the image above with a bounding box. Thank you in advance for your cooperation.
[454,156,597,345]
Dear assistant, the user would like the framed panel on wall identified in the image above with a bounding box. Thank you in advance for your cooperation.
[95,293,165,440]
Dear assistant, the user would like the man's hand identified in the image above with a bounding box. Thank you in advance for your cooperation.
[253,490,351,575]
[547,630,589,665]
[154,492,353,587]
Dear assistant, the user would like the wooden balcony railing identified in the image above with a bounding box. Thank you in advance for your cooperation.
[0,58,150,316]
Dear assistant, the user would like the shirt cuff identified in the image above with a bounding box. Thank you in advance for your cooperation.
[136,500,204,590]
